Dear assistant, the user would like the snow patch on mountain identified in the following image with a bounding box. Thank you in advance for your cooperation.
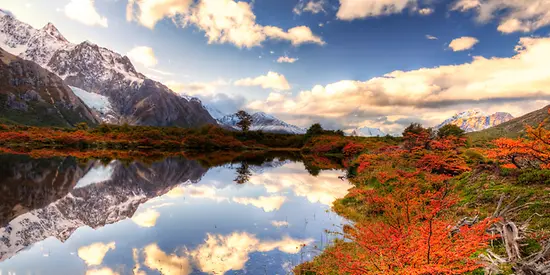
[70,86,117,123]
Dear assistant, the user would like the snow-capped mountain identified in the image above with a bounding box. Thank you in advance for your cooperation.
[0,10,215,127]
[0,156,207,262]
[216,110,306,134]
[349,126,386,137]
[436,109,514,132]
[69,86,118,123]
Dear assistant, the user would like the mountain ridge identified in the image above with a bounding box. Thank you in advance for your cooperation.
[436,109,514,133]
[0,12,215,127]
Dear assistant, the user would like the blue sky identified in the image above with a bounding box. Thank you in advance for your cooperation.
[2,0,550,133]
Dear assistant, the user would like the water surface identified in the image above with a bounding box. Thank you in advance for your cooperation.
[0,154,351,275]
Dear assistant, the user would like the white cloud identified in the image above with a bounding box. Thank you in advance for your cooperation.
[166,79,228,96]
[129,0,324,48]
[78,242,116,266]
[337,0,417,20]
[142,244,192,275]
[277,56,299,63]
[449,36,479,51]
[247,37,550,133]
[64,0,108,27]
[127,46,158,68]
[166,185,229,202]
[234,72,291,90]
[188,232,313,274]
[232,195,287,212]
[426,34,438,40]
[247,163,353,206]
[126,0,193,29]
[132,209,160,228]
[452,0,550,33]
[418,7,434,15]
[294,0,326,15]
[271,220,290,227]
[86,268,119,275]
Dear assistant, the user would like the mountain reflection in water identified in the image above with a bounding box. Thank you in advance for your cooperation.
[0,153,351,275]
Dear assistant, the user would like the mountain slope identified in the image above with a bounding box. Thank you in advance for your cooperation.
[0,11,215,127]
[469,105,550,143]
[0,47,99,126]
[436,109,514,133]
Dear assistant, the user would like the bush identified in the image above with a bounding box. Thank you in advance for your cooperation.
[518,169,550,185]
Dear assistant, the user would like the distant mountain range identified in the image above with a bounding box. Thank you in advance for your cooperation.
[348,126,386,137]
[0,10,215,127]
[436,109,514,132]
[192,101,306,134]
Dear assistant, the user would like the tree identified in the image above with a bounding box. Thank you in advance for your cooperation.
[306,123,324,138]
[403,123,433,151]
[437,124,465,139]
[235,110,252,132]
[234,162,252,184]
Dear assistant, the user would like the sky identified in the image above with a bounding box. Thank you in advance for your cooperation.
[2,0,550,134]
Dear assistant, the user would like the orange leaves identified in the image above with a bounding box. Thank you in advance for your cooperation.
[490,121,550,169]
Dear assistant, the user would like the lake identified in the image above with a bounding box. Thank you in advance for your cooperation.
[0,153,352,275]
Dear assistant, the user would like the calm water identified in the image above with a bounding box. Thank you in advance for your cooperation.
[0,154,351,275]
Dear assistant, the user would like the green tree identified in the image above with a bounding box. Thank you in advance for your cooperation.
[437,124,465,138]
[75,122,89,131]
[306,123,324,138]
[236,110,253,132]
[234,162,252,184]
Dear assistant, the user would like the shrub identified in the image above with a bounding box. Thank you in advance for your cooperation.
[518,169,550,185]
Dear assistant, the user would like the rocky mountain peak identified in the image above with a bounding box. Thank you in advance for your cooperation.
[437,110,514,132]
[40,22,68,43]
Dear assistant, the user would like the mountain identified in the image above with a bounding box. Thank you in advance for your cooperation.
[217,111,306,134]
[469,105,550,143]
[436,109,514,133]
[0,156,207,262]
[349,126,386,137]
[0,11,215,127]
[0,47,99,126]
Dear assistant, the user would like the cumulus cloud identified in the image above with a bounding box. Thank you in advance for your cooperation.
[78,242,116,266]
[64,0,108,27]
[337,0,417,20]
[277,56,299,63]
[143,244,192,275]
[247,163,352,206]
[132,209,161,228]
[418,7,434,15]
[426,34,438,40]
[128,0,323,48]
[234,72,291,91]
[449,36,479,51]
[127,46,158,68]
[126,0,193,29]
[452,0,550,33]
[232,195,287,212]
[294,0,326,15]
[188,232,313,274]
[247,37,550,133]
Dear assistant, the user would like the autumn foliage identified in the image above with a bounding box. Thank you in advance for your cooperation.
[297,125,495,275]
[490,109,550,169]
